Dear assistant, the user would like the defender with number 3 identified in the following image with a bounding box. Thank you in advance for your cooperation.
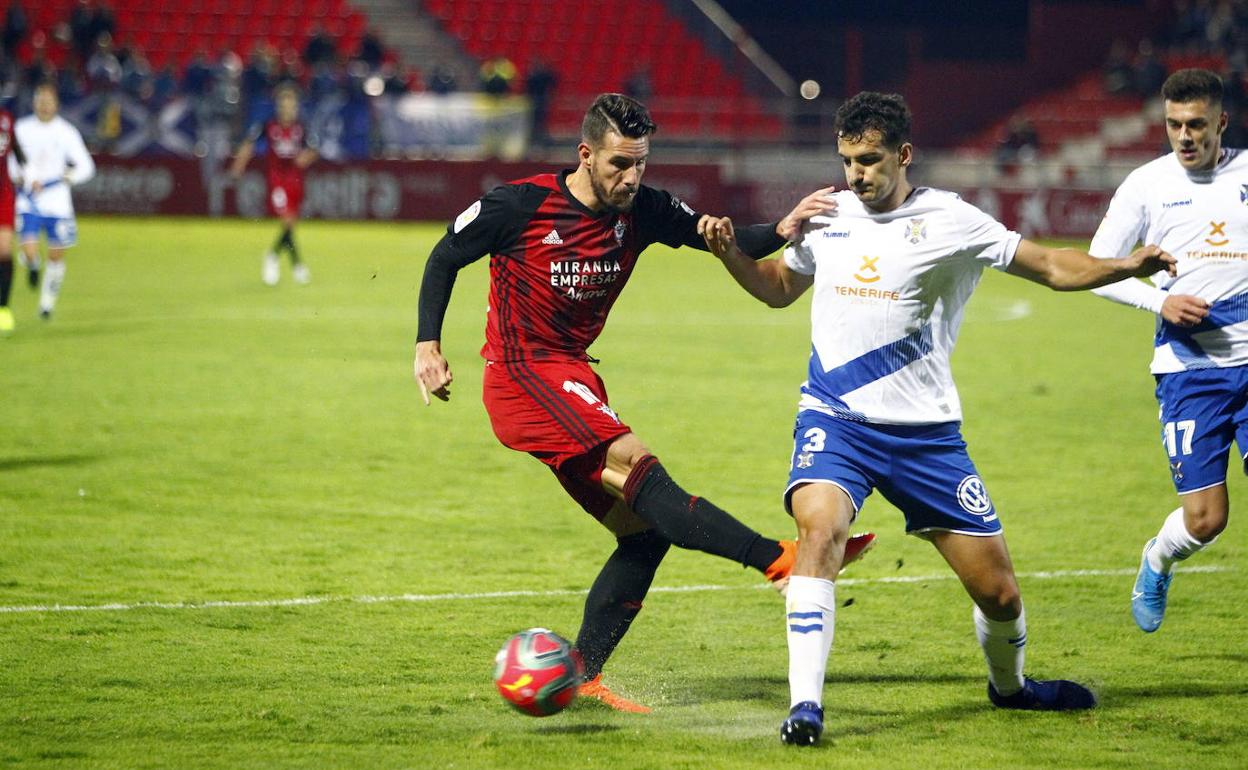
[704,91,1175,745]
[1088,68,1248,633]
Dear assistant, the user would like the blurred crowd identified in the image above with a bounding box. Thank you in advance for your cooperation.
[1103,0,1248,144]
[0,0,568,158]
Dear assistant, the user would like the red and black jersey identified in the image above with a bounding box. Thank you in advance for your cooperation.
[246,119,313,179]
[435,171,710,362]
[417,169,785,361]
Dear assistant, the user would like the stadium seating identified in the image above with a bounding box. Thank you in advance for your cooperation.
[11,0,370,71]
[962,71,1145,155]
[9,0,780,140]
[421,0,783,140]
[963,52,1233,163]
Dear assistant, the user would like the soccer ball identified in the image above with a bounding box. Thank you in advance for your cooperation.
[492,628,584,717]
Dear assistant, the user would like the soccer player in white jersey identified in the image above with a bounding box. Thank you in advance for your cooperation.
[9,82,96,320]
[702,91,1176,746]
[1087,68,1248,633]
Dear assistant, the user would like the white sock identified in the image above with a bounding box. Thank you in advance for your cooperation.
[973,604,1026,696]
[1148,506,1207,574]
[40,261,66,312]
[786,575,836,708]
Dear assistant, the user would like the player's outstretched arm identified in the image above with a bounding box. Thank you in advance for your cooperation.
[1005,240,1176,291]
[702,216,812,307]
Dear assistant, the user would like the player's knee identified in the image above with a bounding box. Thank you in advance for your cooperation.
[1187,510,1227,542]
[607,434,651,472]
[976,582,1021,620]
[792,506,849,560]
[1184,499,1229,542]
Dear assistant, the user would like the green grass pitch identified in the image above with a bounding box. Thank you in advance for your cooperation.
[1,217,1245,768]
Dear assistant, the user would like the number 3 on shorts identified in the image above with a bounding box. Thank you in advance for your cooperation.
[801,427,827,453]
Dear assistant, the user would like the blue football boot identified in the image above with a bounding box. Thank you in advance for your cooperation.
[1132,538,1173,632]
[780,700,824,746]
[988,677,1097,711]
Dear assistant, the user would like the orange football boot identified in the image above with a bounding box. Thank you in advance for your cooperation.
[578,675,651,714]
[768,533,877,595]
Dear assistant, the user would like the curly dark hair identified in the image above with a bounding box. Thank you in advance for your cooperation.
[834,92,912,149]
[581,93,657,145]
[1162,68,1223,105]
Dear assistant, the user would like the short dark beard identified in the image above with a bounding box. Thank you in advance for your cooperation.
[589,166,634,214]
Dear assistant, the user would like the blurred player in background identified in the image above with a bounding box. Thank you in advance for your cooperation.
[0,101,24,335]
[10,81,95,322]
[415,93,875,713]
[1088,68,1247,634]
[230,84,317,286]
[705,91,1175,745]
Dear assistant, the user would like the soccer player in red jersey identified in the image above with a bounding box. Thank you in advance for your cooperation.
[230,85,318,286]
[415,93,874,711]
[0,105,25,334]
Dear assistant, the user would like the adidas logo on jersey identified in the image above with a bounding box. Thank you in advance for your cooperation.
[542,229,564,245]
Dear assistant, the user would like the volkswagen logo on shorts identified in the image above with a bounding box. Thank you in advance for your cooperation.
[956,475,992,515]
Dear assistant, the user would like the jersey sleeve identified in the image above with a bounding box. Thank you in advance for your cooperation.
[949,196,1020,271]
[1090,277,1167,313]
[1088,174,1147,260]
[634,185,703,248]
[416,184,528,342]
[782,221,817,275]
[443,183,526,257]
[63,122,95,186]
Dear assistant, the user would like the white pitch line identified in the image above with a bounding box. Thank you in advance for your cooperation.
[0,565,1230,615]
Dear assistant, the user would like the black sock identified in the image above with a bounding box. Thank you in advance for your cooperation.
[0,258,11,306]
[575,530,670,680]
[273,226,295,257]
[623,456,783,573]
[284,227,301,265]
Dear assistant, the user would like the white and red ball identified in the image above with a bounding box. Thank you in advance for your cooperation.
[492,628,584,717]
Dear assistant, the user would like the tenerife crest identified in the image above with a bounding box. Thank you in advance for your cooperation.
[905,218,927,244]
[1240,184,1248,206]
[613,219,627,246]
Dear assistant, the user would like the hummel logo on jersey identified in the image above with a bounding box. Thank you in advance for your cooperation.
[542,229,564,245]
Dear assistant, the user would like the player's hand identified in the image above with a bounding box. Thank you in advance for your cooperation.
[1124,244,1177,278]
[30,180,42,194]
[1160,294,1210,327]
[776,186,837,242]
[700,216,740,260]
[415,340,453,405]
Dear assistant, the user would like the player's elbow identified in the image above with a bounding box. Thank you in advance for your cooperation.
[764,293,792,309]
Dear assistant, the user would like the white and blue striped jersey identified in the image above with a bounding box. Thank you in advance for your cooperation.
[9,114,94,220]
[1089,149,1248,373]
[783,187,1020,426]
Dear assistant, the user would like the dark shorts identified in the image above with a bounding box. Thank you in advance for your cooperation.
[483,359,632,518]
[268,174,303,218]
[1155,366,1248,494]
